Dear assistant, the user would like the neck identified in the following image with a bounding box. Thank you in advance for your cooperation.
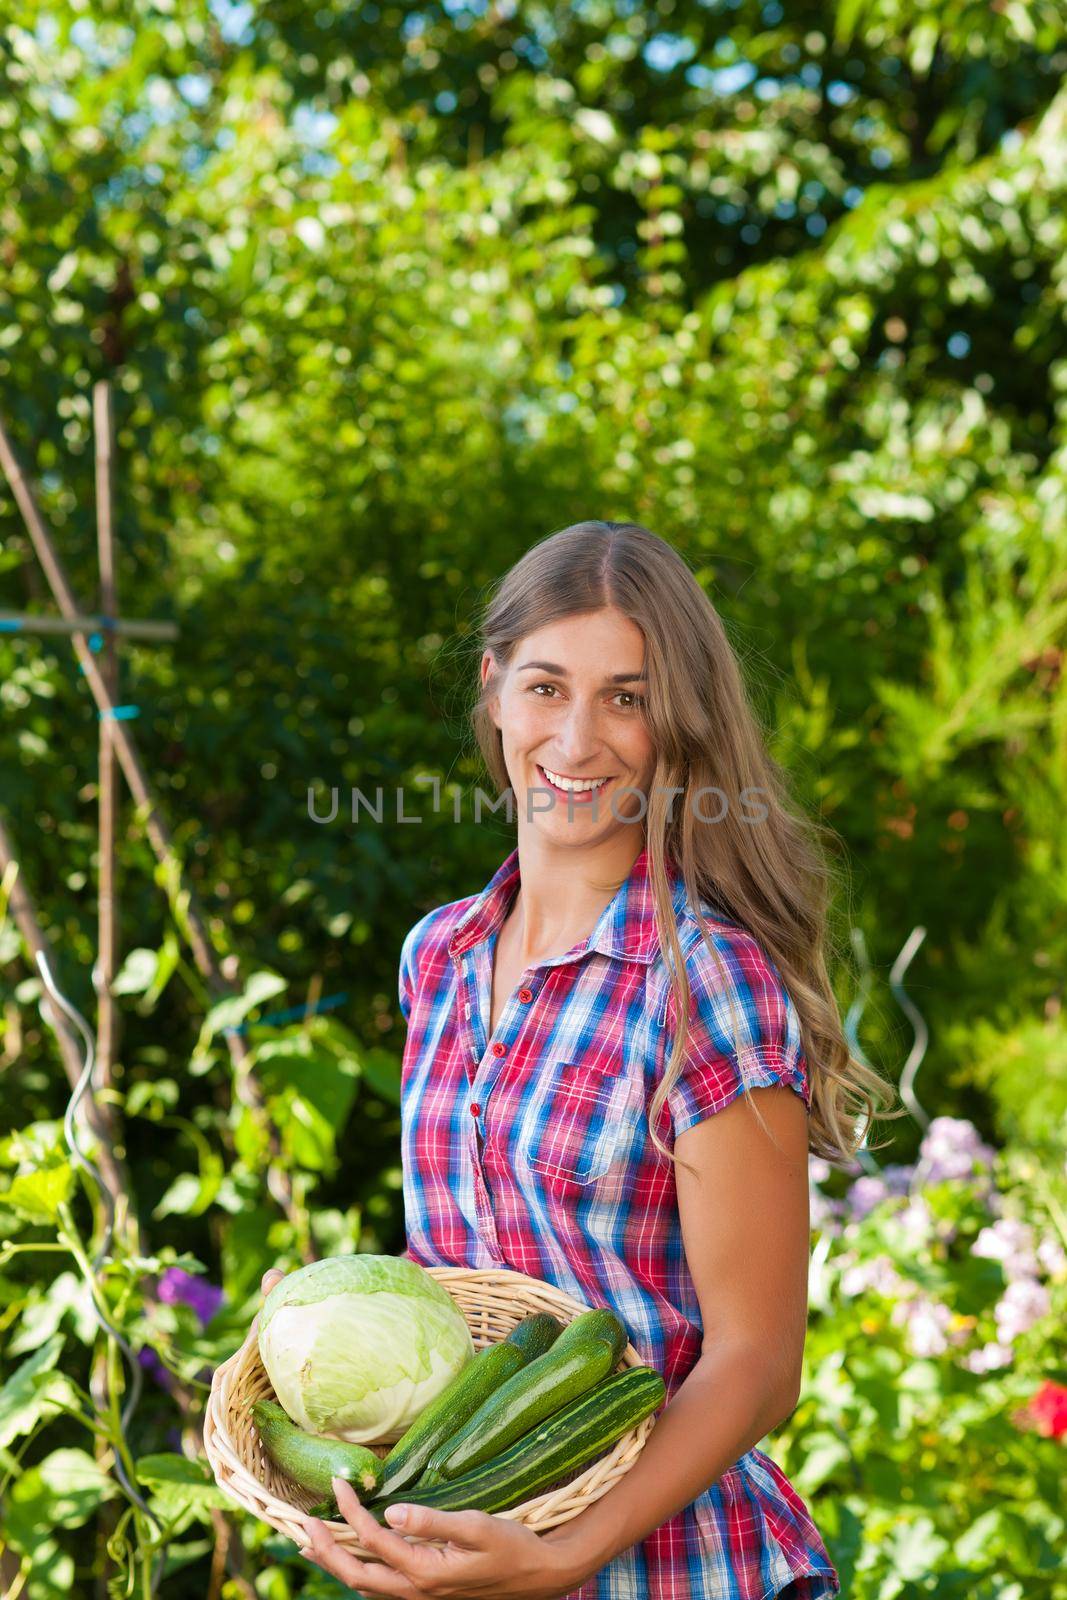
[507,827,646,965]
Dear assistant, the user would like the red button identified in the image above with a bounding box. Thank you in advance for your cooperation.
[470,1103,481,1117]
[491,1041,506,1057]
[518,987,533,1003]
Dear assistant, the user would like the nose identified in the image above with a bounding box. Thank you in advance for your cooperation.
[553,699,600,765]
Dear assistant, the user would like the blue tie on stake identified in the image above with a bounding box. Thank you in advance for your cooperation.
[98,705,141,720]
[226,991,351,1036]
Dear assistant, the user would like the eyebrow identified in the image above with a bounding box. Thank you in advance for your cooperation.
[516,660,648,683]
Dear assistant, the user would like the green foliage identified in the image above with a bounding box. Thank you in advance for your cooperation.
[785,1139,1067,1597]
[1,0,1065,1592]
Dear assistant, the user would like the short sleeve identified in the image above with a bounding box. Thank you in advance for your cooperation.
[665,926,810,1139]
[398,918,422,1024]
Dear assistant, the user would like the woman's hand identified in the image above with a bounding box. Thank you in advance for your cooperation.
[296,1477,587,1598]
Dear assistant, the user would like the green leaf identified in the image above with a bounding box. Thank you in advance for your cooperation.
[9,1447,118,1531]
[136,1452,232,1526]
[7,1270,98,1353]
[198,971,288,1049]
[2,1163,74,1222]
[360,1047,402,1107]
[0,1333,66,1448]
[111,946,161,996]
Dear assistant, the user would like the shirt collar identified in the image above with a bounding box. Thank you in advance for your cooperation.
[446,841,684,966]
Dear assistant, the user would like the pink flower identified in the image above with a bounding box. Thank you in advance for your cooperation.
[994,1278,1051,1344]
[1037,1235,1067,1279]
[839,1255,909,1299]
[1027,1380,1067,1439]
[962,1341,1014,1374]
[890,1296,953,1358]
[972,1219,1041,1281]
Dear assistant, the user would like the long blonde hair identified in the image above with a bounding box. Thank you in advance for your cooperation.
[469,520,901,1172]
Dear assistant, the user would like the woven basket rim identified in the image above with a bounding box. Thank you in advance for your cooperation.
[203,1264,659,1560]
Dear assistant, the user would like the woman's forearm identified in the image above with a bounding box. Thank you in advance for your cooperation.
[541,1343,798,1587]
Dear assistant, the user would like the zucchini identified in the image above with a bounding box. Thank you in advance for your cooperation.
[368,1365,665,1521]
[419,1326,620,1484]
[375,1338,528,1498]
[251,1400,383,1504]
[504,1312,565,1361]
[553,1308,628,1365]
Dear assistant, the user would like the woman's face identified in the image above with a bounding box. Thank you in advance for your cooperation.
[482,607,657,843]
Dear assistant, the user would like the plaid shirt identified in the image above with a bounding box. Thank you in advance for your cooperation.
[398,842,840,1600]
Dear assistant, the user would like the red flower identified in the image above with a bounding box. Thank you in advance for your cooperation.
[1028,1380,1067,1439]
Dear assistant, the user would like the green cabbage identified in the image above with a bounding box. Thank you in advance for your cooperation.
[257,1254,474,1443]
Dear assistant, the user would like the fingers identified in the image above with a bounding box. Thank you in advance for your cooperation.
[380,1497,493,1551]
[327,1480,450,1579]
[299,1506,420,1597]
[260,1268,285,1298]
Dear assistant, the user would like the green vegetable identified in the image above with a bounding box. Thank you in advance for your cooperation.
[369,1366,666,1519]
[251,1400,384,1504]
[376,1338,528,1498]
[555,1308,628,1365]
[257,1254,474,1444]
[375,1312,565,1497]
[503,1312,565,1361]
[419,1318,622,1483]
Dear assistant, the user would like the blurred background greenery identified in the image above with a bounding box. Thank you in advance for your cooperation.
[1,1,1065,1595]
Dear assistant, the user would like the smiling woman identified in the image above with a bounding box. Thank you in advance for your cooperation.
[346,520,900,1600]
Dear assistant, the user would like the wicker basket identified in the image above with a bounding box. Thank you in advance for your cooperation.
[203,1266,659,1560]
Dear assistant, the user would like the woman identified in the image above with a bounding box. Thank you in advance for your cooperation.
[284,521,894,1598]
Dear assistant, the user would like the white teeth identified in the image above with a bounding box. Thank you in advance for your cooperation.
[541,766,610,793]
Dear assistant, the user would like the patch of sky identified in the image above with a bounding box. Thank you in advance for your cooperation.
[843,185,864,208]
[435,90,458,112]
[827,80,856,105]
[805,214,828,236]
[48,91,78,120]
[870,147,893,168]
[947,332,971,358]
[687,61,757,94]
[754,77,782,100]
[209,0,255,45]
[178,74,213,108]
[293,103,339,145]
[644,34,698,72]
[799,63,821,87]
[762,1,784,20]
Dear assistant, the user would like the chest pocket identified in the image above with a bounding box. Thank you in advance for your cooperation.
[521,1057,643,1187]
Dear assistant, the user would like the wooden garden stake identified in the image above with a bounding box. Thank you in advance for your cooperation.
[0,411,306,1234]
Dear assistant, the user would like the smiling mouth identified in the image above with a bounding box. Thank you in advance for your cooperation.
[536,764,614,798]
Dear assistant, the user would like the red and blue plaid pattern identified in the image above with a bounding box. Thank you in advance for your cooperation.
[398,842,840,1599]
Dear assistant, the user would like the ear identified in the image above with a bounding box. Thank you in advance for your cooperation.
[481,649,501,728]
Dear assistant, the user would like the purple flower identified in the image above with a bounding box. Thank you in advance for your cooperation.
[138,1345,175,1393]
[917,1117,997,1185]
[158,1267,225,1327]
[847,1175,891,1219]
[808,1155,832,1187]
[810,1190,848,1237]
